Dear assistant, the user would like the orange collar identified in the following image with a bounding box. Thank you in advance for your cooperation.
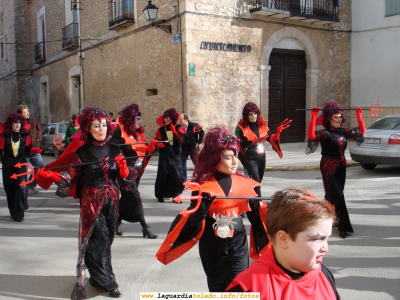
[194,175,260,217]
[237,116,269,143]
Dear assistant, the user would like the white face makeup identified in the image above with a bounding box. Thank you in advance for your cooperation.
[89,118,108,141]
[12,122,21,133]
[330,113,343,128]
[216,149,238,175]
[248,111,257,123]
[135,116,142,129]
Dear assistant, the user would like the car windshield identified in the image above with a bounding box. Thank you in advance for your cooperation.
[59,123,67,134]
[368,117,400,130]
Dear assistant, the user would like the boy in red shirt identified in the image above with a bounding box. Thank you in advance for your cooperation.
[227,187,340,300]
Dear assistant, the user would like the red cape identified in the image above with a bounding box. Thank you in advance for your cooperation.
[156,112,180,126]
[37,138,85,197]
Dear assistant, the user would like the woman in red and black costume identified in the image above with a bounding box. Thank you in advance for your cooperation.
[0,112,43,222]
[37,107,137,299]
[154,108,186,202]
[307,102,365,239]
[156,126,270,292]
[235,102,289,196]
[110,103,157,238]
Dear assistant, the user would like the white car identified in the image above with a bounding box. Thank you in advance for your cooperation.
[349,114,400,170]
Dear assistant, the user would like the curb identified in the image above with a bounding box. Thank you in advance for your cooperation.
[265,162,360,171]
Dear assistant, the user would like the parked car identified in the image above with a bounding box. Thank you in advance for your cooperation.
[349,114,400,170]
[40,122,68,158]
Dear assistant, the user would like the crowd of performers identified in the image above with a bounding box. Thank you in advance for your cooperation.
[0,100,367,299]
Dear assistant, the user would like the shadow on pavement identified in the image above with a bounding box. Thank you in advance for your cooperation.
[0,274,105,299]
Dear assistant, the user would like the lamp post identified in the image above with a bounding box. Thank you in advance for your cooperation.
[142,0,172,34]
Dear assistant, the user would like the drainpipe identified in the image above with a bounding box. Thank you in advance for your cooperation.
[77,3,84,114]
[178,0,184,112]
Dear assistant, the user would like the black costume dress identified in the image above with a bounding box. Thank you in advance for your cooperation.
[154,124,185,202]
[235,119,280,197]
[0,133,32,221]
[156,171,269,292]
[307,127,364,233]
[56,142,136,299]
[110,127,150,225]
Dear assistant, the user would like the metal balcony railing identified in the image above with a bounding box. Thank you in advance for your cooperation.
[249,0,339,22]
[62,23,79,49]
[108,0,135,29]
[34,42,45,63]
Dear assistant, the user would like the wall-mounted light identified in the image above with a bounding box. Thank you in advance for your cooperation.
[142,0,171,34]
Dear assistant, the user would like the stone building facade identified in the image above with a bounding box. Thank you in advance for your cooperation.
[0,0,352,141]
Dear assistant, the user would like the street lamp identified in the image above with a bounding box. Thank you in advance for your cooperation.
[142,0,171,34]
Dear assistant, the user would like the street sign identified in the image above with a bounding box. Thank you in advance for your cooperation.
[174,33,181,44]
[189,62,195,76]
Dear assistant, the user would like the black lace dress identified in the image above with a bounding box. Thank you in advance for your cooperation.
[56,142,136,300]
[307,127,364,233]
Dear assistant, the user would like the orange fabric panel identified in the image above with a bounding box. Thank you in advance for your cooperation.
[155,209,205,265]
[237,116,270,144]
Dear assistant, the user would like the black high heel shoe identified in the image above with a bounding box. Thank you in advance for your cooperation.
[339,231,347,239]
[142,225,157,239]
[108,288,122,298]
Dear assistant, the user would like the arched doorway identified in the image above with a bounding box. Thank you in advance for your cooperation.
[261,27,319,142]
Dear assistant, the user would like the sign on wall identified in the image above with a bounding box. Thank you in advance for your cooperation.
[189,62,195,76]
[174,33,181,44]
[200,41,251,53]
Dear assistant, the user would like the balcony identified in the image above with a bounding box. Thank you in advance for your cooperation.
[34,42,45,63]
[249,0,339,23]
[108,0,135,29]
[62,23,79,50]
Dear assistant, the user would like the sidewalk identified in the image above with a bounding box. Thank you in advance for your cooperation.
[148,142,359,171]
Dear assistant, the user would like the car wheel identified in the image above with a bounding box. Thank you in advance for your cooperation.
[53,147,61,158]
[360,163,377,170]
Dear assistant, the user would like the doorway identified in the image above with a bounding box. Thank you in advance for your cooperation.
[268,49,306,143]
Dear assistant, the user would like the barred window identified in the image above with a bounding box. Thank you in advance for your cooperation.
[386,0,400,16]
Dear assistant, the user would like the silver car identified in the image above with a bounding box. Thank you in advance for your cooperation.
[40,122,68,158]
[349,114,400,170]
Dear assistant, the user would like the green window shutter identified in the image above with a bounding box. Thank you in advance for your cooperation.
[386,0,400,17]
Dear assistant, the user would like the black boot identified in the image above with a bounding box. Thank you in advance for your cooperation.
[142,225,157,239]
[116,220,122,236]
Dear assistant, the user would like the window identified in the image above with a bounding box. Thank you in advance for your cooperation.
[59,123,68,134]
[49,125,56,135]
[386,0,400,16]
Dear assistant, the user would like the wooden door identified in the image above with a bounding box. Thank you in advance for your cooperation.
[268,49,306,143]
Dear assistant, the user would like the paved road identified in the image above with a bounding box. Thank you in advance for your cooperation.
[0,153,399,300]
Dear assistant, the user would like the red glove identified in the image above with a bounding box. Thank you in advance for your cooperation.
[307,107,320,140]
[147,140,156,154]
[356,107,366,135]
[276,118,292,135]
[115,155,129,178]
[30,147,43,154]
[170,124,178,137]
[157,142,165,148]
[193,125,204,133]
[37,167,62,183]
